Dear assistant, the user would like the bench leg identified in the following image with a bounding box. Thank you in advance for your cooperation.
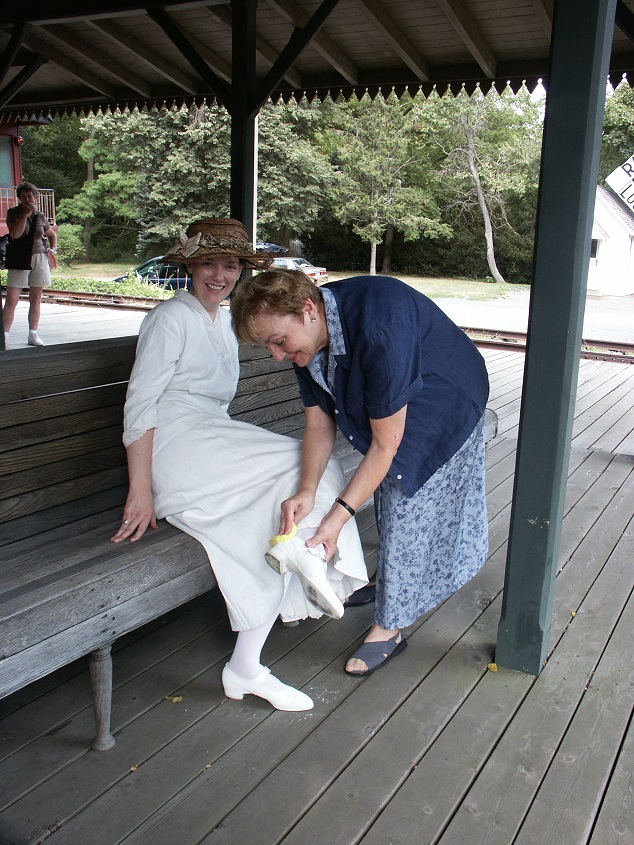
[89,644,116,751]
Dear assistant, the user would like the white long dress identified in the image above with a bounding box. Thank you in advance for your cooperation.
[123,290,367,630]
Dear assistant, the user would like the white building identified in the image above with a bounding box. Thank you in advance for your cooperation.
[588,184,634,297]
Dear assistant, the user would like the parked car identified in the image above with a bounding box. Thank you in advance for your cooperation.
[113,257,190,289]
[270,256,328,283]
[256,241,287,253]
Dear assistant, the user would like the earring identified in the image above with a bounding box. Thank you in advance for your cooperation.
[311,317,316,322]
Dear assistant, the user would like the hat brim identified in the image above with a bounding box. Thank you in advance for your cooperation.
[160,245,271,270]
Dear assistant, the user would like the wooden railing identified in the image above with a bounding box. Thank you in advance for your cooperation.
[0,187,56,226]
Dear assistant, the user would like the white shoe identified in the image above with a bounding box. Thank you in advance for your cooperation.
[28,332,44,346]
[222,665,313,711]
[266,536,344,619]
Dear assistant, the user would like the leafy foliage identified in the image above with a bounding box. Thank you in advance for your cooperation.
[20,117,86,201]
[19,89,546,282]
[599,82,634,181]
[56,224,85,265]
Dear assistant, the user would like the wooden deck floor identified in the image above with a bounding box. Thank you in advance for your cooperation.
[1,350,633,845]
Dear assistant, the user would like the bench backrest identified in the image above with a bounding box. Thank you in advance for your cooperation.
[0,336,301,547]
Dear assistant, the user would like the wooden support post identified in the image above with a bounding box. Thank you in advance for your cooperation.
[495,0,617,675]
[230,0,258,238]
[89,644,116,751]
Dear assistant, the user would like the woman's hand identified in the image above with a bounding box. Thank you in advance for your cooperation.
[304,509,347,562]
[110,488,157,543]
[279,488,316,536]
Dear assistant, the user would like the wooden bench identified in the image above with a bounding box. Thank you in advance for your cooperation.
[0,335,358,752]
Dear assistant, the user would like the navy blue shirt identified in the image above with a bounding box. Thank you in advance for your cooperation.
[294,275,489,496]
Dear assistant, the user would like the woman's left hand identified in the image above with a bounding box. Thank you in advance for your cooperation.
[305,509,346,562]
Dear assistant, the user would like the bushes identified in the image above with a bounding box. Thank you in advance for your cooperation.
[56,224,85,265]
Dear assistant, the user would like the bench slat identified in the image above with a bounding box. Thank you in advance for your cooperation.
[0,382,127,430]
[1,444,125,501]
[1,485,129,545]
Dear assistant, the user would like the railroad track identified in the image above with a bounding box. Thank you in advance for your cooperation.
[463,327,634,363]
[29,289,634,364]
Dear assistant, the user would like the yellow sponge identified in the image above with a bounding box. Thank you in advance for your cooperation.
[269,522,298,547]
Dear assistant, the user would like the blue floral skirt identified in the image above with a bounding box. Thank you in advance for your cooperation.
[374,415,488,629]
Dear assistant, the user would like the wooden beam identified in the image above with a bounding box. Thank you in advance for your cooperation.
[207,4,303,90]
[496,0,617,676]
[531,0,554,38]
[23,32,118,98]
[42,23,153,96]
[0,1,210,27]
[0,23,29,88]
[146,6,232,107]
[436,0,497,79]
[267,0,359,85]
[352,0,430,82]
[89,19,200,94]
[252,0,342,113]
[0,53,47,109]
[230,0,257,230]
[616,0,634,43]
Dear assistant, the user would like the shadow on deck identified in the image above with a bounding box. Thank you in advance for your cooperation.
[1,350,633,845]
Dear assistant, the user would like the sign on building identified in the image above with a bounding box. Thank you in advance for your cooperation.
[605,154,634,208]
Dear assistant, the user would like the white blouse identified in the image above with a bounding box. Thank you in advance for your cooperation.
[123,290,239,448]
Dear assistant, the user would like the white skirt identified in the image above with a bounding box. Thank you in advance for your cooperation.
[151,408,368,630]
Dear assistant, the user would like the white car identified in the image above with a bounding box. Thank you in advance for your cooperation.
[271,256,328,283]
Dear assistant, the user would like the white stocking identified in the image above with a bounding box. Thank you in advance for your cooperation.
[227,572,293,680]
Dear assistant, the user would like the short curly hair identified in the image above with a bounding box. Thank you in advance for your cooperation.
[16,182,39,198]
[231,268,323,343]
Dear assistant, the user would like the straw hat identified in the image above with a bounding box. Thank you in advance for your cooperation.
[161,217,272,269]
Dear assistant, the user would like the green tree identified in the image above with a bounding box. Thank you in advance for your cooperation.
[413,87,543,283]
[599,81,634,181]
[56,102,334,259]
[317,93,449,274]
[20,116,86,201]
[256,101,336,245]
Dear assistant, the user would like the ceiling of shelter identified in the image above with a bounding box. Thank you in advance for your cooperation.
[1,0,634,120]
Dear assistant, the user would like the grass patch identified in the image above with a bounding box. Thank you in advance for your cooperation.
[327,271,529,300]
[52,261,137,280]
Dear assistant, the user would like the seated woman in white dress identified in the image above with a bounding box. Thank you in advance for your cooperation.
[110,218,367,712]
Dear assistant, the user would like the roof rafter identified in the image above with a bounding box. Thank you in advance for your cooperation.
[89,19,200,94]
[146,6,233,107]
[41,23,153,96]
[0,23,29,88]
[22,32,118,98]
[252,0,341,113]
[266,0,359,85]
[436,0,497,78]
[0,52,47,109]
[616,0,634,43]
[530,0,553,39]
[351,0,430,82]
[207,4,303,90]
[0,1,208,27]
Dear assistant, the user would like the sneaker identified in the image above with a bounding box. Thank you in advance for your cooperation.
[28,332,45,346]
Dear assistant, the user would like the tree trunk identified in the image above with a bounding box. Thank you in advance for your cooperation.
[381,223,394,274]
[369,241,377,274]
[83,156,95,261]
[462,118,506,284]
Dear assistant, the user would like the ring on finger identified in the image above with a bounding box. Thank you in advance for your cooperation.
[124,519,129,524]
